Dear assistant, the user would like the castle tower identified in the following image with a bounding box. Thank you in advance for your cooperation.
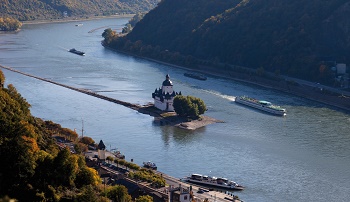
[152,74,181,111]
[162,74,174,95]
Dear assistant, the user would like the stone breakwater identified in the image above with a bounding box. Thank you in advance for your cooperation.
[1,65,221,130]
[0,64,142,110]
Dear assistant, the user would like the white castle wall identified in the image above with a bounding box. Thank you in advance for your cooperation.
[153,75,176,112]
[154,97,174,111]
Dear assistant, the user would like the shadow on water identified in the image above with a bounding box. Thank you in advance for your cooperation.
[156,122,206,146]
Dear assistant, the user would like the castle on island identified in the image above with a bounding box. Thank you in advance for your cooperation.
[152,74,181,111]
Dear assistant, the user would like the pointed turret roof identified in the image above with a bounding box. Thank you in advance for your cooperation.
[162,74,173,86]
[98,140,106,150]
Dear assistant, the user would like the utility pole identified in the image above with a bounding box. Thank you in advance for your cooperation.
[81,119,84,137]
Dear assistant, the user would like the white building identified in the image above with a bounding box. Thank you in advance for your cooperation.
[152,74,181,111]
[169,184,191,202]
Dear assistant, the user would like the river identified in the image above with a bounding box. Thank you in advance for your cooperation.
[1,17,350,202]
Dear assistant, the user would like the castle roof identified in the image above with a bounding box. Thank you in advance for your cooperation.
[98,140,106,150]
[162,74,173,86]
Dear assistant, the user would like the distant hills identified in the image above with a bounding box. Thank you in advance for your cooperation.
[0,0,159,21]
[117,0,350,83]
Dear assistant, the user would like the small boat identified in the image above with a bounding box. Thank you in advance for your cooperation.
[235,95,286,116]
[183,174,244,191]
[111,149,125,159]
[75,23,83,26]
[69,48,85,56]
[143,161,157,170]
[184,72,207,80]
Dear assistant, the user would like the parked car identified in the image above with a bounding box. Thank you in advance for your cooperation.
[197,190,204,194]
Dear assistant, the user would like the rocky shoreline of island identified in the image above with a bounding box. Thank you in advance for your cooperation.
[138,104,224,130]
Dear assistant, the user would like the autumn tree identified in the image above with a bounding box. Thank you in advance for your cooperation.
[80,136,95,145]
[107,185,132,202]
[135,195,153,202]
[76,185,99,202]
[0,17,22,31]
[75,167,101,188]
[74,142,88,154]
[128,169,165,187]
[106,156,114,163]
[0,83,38,198]
[0,69,5,87]
[102,28,117,44]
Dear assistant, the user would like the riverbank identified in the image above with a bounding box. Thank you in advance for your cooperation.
[102,44,350,113]
[195,66,350,112]
[21,14,134,25]
[86,149,242,202]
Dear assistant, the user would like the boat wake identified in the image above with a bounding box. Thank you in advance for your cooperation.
[57,45,69,51]
[201,89,236,101]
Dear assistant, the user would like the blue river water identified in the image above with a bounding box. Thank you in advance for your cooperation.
[1,18,350,201]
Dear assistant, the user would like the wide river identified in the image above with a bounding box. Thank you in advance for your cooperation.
[1,17,350,202]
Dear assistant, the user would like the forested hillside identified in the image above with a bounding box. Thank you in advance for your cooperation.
[0,0,159,21]
[109,0,350,82]
[0,69,102,201]
[0,69,167,201]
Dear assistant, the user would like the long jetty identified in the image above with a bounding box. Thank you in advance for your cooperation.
[0,65,143,110]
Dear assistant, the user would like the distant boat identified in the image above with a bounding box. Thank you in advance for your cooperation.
[235,95,286,116]
[111,149,125,159]
[69,48,85,56]
[184,72,207,80]
[75,23,83,26]
[143,161,157,170]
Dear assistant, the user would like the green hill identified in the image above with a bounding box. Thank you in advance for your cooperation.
[0,0,159,21]
[0,69,102,201]
[109,0,350,83]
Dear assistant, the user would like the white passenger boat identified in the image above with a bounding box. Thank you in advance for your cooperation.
[183,174,244,190]
[235,96,286,116]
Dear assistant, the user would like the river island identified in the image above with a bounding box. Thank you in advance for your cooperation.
[0,64,222,130]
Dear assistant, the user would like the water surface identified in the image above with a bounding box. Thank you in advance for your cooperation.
[1,18,350,201]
